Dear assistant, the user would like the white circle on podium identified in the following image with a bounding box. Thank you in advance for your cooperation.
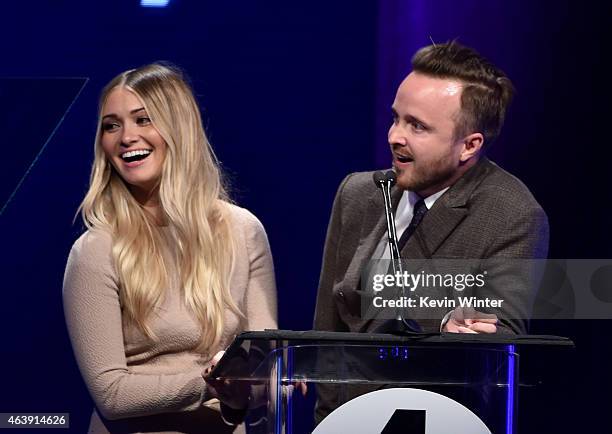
[312,388,492,434]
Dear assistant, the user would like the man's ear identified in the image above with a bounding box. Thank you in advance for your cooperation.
[460,132,484,162]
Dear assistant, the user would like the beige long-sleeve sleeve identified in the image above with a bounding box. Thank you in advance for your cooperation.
[62,229,208,421]
[242,211,278,331]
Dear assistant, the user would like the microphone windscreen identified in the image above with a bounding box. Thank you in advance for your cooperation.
[372,171,386,188]
[385,170,397,186]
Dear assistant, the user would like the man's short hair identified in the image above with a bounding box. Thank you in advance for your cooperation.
[412,41,514,146]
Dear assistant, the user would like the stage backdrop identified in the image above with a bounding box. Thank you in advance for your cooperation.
[1,1,610,432]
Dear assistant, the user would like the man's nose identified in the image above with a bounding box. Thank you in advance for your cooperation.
[388,125,406,146]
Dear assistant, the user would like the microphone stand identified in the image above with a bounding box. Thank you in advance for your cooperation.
[373,171,422,334]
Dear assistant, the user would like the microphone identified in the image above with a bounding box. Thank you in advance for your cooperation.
[373,170,386,185]
[384,170,397,186]
[371,170,423,334]
[373,170,396,187]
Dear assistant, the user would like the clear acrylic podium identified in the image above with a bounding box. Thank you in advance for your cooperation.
[209,330,573,434]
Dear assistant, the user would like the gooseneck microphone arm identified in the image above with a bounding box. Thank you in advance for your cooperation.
[372,171,423,334]
[373,170,409,323]
[373,171,402,275]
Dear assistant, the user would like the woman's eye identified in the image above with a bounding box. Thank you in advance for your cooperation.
[136,117,151,125]
[102,123,119,132]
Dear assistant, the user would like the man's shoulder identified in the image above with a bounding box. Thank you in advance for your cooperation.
[338,170,382,198]
[475,159,544,211]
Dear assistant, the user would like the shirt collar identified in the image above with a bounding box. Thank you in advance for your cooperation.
[407,186,450,210]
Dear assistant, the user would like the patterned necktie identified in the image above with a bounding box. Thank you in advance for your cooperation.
[396,198,428,254]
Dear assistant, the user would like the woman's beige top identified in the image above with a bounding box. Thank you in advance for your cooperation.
[63,205,278,433]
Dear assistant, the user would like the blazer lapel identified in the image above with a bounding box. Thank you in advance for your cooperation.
[402,157,493,258]
[402,198,467,258]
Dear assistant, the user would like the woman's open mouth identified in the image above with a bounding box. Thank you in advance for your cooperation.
[120,149,153,168]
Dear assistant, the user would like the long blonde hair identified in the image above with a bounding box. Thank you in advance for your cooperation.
[78,63,241,351]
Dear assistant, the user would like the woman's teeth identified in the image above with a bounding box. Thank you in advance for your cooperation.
[121,149,152,162]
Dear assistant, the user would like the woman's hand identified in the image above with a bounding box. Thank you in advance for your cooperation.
[203,351,251,410]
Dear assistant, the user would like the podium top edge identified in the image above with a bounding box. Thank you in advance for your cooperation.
[236,329,575,348]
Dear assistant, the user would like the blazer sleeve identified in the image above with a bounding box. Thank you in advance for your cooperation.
[62,231,208,421]
[313,173,354,332]
[313,174,354,425]
[482,202,550,334]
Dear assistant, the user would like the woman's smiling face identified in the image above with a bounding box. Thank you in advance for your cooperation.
[100,87,167,199]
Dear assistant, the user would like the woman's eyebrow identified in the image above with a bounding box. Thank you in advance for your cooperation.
[102,107,145,120]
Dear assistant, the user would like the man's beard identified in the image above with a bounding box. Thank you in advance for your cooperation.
[395,157,457,194]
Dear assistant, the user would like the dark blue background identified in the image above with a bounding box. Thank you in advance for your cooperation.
[1,1,610,432]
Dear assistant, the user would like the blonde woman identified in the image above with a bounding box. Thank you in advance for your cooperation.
[63,64,277,433]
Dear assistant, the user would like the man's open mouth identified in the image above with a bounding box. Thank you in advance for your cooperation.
[396,154,413,163]
[121,149,153,163]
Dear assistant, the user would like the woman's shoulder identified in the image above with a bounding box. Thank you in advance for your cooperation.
[222,202,270,252]
[68,227,113,265]
[64,227,117,294]
[223,202,266,233]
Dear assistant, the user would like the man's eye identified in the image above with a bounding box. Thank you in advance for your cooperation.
[102,123,119,132]
[136,117,151,125]
[411,121,426,132]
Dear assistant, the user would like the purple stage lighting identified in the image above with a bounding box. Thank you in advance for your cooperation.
[141,0,170,8]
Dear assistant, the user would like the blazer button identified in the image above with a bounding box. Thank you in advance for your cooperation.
[338,290,345,299]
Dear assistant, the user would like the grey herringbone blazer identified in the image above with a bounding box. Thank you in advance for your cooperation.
[312,157,549,424]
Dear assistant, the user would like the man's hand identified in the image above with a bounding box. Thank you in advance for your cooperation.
[443,307,498,334]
